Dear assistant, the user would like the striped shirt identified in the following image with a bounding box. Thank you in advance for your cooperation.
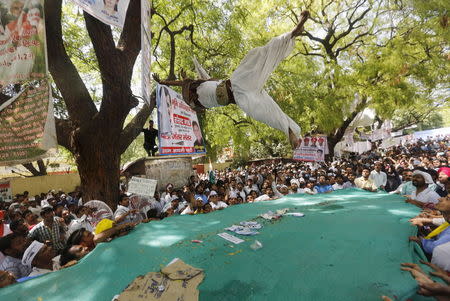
[28,217,66,251]
[0,256,32,278]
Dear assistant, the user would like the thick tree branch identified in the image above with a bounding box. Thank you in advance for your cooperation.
[83,12,121,84]
[119,100,154,154]
[36,159,47,175]
[44,0,97,125]
[54,117,73,152]
[332,95,368,143]
[118,0,143,68]
[21,162,46,177]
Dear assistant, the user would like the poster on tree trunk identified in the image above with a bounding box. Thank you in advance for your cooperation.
[0,80,56,166]
[0,0,47,85]
[141,0,151,104]
[293,135,328,162]
[156,84,206,156]
[70,0,130,28]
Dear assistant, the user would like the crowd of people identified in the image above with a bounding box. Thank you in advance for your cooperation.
[0,136,449,298]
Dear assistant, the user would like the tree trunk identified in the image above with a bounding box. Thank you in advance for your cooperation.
[74,120,121,210]
[326,135,338,159]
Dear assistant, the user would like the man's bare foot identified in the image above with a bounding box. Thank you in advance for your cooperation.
[292,10,310,37]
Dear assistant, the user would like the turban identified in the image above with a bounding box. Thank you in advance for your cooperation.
[22,241,44,267]
[438,167,450,178]
[95,219,114,235]
[412,170,434,184]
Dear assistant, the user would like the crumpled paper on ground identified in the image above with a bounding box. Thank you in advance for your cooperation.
[225,221,262,236]
[117,258,204,301]
[260,208,290,220]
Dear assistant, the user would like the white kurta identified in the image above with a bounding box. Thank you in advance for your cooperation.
[196,32,301,138]
[231,32,301,138]
[196,81,223,108]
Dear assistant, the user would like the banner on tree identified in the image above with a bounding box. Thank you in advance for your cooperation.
[141,0,151,104]
[0,0,47,85]
[0,81,56,166]
[293,136,328,162]
[156,84,206,156]
[70,0,130,28]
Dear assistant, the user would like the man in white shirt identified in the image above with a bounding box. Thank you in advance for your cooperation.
[114,195,138,224]
[180,197,203,215]
[67,206,94,236]
[405,170,440,208]
[208,191,228,210]
[254,188,279,202]
[244,178,259,195]
[332,175,345,190]
[342,173,356,189]
[369,162,387,190]
[228,179,239,199]
[236,183,247,200]
[355,168,378,192]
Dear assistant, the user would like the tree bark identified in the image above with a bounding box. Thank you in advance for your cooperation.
[75,125,121,209]
[21,159,47,176]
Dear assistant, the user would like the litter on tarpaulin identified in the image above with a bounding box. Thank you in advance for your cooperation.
[250,240,263,250]
[260,208,290,220]
[217,232,245,244]
[284,212,305,217]
[225,222,261,236]
[240,221,262,229]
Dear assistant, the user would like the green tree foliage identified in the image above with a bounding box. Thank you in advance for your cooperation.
[59,0,448,167]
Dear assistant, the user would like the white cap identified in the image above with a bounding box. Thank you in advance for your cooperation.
[22,241,44,267]
[208,191,218,199]
[412,170,434,184]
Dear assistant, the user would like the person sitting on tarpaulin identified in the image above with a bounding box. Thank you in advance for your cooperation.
[153,11,311,148]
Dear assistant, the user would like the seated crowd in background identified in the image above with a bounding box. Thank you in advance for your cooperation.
[0,136,448,291]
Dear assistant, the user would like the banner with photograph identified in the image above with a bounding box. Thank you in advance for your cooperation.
[0,81,56,166]
[293,135,327,162]
[0,0,47,85]
[0,180,12,202]
[141,0,151,104]
[70,0,130,28]
[156,84,206,156]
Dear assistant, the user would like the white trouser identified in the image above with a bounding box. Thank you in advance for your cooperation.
[230,32,301,138]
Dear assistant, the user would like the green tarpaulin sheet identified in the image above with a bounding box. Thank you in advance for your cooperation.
[1,189,430,301]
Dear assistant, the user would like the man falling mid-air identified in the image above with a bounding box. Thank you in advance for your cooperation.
[154,10,310,148]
